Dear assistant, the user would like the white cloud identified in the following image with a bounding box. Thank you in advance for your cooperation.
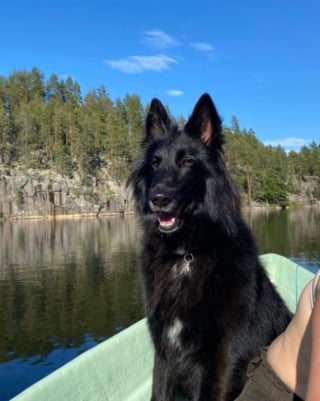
[104,31,217,74]
[142,30,180,49]
[191,42,215,52]
[167,90,184,97]
[105,55,178,74]
[190,42,217,62]
[263,137,310,151]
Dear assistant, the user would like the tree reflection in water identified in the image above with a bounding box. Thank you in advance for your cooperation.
[0,209,320,400]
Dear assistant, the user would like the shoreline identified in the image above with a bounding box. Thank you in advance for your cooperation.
[1,204,319,222]
[0,210,135,221]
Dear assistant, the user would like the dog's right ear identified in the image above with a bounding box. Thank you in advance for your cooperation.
[145,99,171,141]
[185,94,223,149]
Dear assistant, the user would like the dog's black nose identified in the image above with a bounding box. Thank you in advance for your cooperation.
[150,193,171,209]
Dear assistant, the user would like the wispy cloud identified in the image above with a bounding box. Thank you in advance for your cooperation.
[105,55,178,74]
[190,42,217,61]
[167,90,184,97]
[263,137,310,151]
[191,42,215,52]
[104,30,216,74]
[142,30,180,49]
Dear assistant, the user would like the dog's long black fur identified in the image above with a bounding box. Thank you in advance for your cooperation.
[127,94,292,401]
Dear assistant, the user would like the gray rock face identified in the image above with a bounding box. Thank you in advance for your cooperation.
[0,168,131,219]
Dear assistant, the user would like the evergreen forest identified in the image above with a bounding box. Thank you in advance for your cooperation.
[0,68,319,207]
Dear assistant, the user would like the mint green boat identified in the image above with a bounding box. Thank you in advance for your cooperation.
[11,254,314,401]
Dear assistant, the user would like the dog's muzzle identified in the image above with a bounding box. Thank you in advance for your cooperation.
[149,192,181,233]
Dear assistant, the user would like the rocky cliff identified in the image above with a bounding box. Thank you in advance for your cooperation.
[1,167,319,220]
[288,175,320,206]
[0,167,131,219]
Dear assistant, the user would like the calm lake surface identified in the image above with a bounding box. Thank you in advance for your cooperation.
[1,208,320,400]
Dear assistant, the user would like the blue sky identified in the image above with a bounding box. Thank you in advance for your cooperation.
[1,0,319,151]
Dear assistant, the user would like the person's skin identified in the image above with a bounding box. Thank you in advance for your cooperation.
[267,275,320,400]
[305,282,320,401]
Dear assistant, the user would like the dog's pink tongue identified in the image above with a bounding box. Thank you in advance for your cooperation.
[158,211,177,228]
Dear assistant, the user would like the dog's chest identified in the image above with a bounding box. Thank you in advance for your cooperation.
[149,250,205,311]
[157,254,198,351]
[166,318,184,349]
[171,253,193,277]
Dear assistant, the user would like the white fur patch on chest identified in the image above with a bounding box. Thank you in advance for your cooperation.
[172,260,192,277]
[167,318,183,349]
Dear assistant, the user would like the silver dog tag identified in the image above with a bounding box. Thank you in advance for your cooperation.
[181,253,194,274]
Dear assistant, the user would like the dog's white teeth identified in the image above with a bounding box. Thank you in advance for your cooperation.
[158,211,178,228]
[158,217,176,227]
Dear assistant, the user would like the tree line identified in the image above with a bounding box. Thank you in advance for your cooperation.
[0,68,319,206]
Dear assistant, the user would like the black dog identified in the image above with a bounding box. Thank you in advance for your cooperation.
[127,94,292,401]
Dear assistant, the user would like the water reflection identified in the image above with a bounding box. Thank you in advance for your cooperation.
[0,217,144,400]
[243,208,320,272]
[0,209,320,400]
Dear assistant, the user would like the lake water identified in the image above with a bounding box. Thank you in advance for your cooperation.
[1,208,320,400]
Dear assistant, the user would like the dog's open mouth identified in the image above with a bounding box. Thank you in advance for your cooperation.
[158,210,180,233]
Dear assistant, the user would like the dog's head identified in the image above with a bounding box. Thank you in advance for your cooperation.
[128,94,240,234]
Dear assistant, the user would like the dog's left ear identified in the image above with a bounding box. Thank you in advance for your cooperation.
[145,98,171,141]
[185,94,223,148]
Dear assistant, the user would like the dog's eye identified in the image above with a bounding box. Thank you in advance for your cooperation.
[180,157,194,168]
[151,157,161,169]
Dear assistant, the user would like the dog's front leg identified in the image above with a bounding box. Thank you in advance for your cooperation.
[184,363,226,401]
[151,353,176,401]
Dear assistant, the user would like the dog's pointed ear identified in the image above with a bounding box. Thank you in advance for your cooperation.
[145,98,171,141]
[185,94,223,148]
